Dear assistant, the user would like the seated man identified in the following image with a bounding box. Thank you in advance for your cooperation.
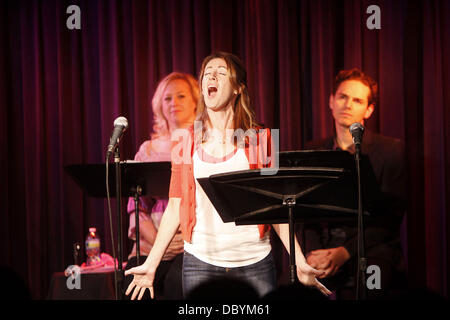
[302,68,407,299]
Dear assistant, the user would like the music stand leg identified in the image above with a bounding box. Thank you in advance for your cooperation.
[287,202,297,284]
[133,186,142,266]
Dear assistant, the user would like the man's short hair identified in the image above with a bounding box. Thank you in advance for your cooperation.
[332,68,378,107]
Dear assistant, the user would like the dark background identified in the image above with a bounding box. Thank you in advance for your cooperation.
[0,0,448,299]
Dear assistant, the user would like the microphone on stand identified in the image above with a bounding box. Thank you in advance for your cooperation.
[106,116,128,157]
[105,116,128,299]
[349,122,365,146]
[349,122,367,300]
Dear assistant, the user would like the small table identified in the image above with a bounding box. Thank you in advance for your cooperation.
[47,265,125,300]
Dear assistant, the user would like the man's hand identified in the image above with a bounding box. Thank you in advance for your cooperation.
[306,246,350,279]
[296,263,332,296]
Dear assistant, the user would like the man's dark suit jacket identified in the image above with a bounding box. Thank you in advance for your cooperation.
[304,130,406,269]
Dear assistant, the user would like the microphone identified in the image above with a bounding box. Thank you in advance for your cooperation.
[349,122,365,146]
[106,116,128,157]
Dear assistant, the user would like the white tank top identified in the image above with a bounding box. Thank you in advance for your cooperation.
[184,147,271,268]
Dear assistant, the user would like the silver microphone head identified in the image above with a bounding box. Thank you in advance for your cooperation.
[106,116,129,156]
[349,122,364,145]
[114,116,128,129]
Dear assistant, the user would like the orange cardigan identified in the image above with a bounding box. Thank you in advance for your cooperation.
[169,125,274,243]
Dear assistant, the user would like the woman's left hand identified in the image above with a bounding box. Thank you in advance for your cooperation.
[296,262,332,296]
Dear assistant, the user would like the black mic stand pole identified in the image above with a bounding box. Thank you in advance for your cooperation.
[133,186,143,265]
[354,142,367,300]
[114,146,124,300]
[285,198,298,284]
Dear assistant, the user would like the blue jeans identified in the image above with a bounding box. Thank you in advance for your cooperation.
[182,251,277,299]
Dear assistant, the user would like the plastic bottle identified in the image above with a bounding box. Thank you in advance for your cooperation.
[85,227,101,266]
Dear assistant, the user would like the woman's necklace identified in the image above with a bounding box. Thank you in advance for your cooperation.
[209,128,229,145]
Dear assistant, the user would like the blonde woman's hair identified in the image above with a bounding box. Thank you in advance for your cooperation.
[151,72,199,139]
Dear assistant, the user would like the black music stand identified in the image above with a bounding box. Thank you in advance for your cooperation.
[196,150,381,296]
[64,161,171,299]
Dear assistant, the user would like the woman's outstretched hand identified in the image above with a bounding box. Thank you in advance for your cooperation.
[124,264,156,300]
[296,262,332,297]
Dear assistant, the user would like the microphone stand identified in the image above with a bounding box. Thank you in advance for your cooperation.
[133,185,143,266]
[284,198,298,285]
[354,142,367,300]
[114,147,124,300]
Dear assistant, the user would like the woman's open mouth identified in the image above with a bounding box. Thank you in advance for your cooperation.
[207,85,218,98]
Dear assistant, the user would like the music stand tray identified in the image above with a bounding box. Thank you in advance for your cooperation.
[64,161,172,298]
[196,150,381,284]
[64,161,171,198]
